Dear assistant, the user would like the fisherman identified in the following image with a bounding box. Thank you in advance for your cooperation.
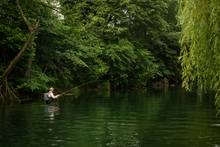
[44,87,60,104]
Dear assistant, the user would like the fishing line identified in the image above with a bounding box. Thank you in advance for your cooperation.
[58,74,127,97]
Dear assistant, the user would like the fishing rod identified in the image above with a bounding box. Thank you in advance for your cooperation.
[58,74,127,97]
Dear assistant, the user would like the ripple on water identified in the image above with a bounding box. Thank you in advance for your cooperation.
[1,89,220,147]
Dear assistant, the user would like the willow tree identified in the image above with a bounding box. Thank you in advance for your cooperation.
[178,0,220,108]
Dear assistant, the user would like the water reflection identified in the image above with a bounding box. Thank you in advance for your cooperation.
[44,105,60,120]
[0,89,220,147]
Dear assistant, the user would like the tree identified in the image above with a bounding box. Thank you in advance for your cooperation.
[0,0,39,103]
[178,0,220,109]
[62,0,180,87]
[0,0,180,103]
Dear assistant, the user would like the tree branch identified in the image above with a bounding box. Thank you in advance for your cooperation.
[36,1,64,15]
[1,0,39,80]
[16,0,33,32]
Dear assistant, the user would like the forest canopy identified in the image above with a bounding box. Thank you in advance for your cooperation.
[0,0,179,103]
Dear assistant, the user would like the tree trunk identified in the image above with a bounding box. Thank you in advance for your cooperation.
[1,31,37,79]
[0,0,39,103]
[25,57,33,78]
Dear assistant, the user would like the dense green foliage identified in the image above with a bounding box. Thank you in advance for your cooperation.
[178,0,220,108]
[0,0,179,102]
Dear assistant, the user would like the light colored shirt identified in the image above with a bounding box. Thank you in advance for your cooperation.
[47,91,59,99]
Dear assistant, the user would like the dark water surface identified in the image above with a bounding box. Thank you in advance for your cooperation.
[0,88,220,147]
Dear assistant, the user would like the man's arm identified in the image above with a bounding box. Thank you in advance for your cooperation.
[54,94,60,98]
[49,92,59,99]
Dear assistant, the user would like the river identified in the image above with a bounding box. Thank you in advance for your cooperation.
[0,88,220,147]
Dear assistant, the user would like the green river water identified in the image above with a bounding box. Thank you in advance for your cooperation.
[0,88,220,147]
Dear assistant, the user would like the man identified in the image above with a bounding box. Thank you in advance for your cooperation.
[44,87,60,104]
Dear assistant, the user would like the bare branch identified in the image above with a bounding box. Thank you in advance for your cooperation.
[16,0,33,32]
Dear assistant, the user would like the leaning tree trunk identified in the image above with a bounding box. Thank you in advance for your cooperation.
[0,0,39,104]
[25,57,33,78]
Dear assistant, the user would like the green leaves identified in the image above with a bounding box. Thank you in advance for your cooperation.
[104,39,135,63]
[179,0,220,109]
[0,0,180,99]
[62,50,89,68]
[17,69,54,92]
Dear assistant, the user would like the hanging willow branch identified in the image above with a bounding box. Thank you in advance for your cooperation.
[0,0,39,103]
[178,0,220,110]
